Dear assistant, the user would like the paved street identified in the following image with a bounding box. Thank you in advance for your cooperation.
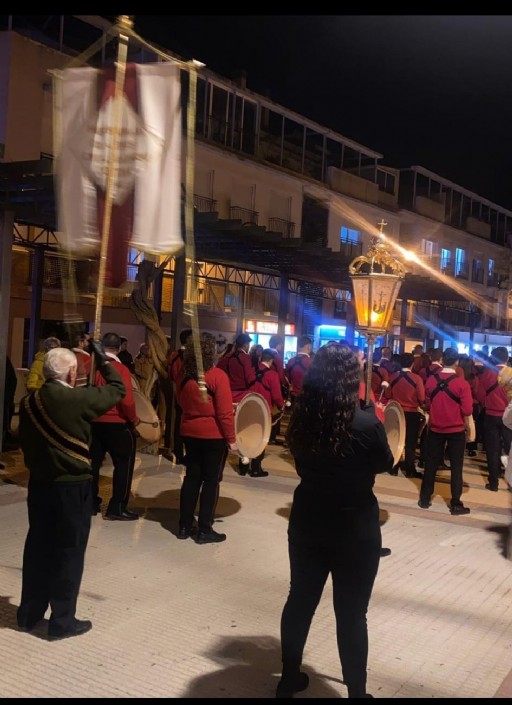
[0,442,511,698]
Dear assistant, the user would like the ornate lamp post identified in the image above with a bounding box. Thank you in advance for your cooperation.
[349,221,405,405]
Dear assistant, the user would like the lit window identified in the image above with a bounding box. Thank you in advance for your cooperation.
[440,248,451,270]
[488,258,495,277]
[455,248,466,276]
[421,239,434,258]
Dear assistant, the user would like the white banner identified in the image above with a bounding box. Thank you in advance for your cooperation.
[54,62,184,265]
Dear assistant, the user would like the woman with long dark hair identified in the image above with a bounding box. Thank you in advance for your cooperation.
[276,343,394,699]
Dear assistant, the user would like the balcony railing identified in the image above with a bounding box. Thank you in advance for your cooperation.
[194,194,217,213]
[230,206,259,225]
[268,217,295,238]
[487,273,500,287]
[340,241,363,259]
[455,268,469,280]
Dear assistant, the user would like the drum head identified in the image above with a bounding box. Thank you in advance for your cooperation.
[234,392,271,459]
[383,400,406,467]
[133,389,161,448]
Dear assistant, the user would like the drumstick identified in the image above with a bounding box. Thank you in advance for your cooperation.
[378,380,390,403]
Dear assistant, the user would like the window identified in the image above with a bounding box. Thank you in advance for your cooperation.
[472,258,484,284]
[489,258,495,277]
[440,248,451,271]
[340,227,359,244]
[455,248,466,277]
[421,239,434,259]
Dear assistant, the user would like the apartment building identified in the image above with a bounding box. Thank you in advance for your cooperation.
[0,15,511,369]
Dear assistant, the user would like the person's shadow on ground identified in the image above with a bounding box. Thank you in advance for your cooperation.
[182,634,344,698]
[138,488,242,537]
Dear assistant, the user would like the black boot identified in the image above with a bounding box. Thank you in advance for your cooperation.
[276,671,309,698]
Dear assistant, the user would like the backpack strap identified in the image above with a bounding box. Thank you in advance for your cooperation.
[372,366,384,381]
[430,373,459,403]
[485,381,499,396]
[390,371,416,389]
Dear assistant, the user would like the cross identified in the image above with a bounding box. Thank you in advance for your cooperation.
[377,219,388,233]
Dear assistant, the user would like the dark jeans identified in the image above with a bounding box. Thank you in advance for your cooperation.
[420,429,466,504]
[172,402,185,464]
[180,437,228,533]
[90,422,137,510]
[279,503,381,698]
[18,479,92,633]
[484,414,512,487]
[402,411,421,473]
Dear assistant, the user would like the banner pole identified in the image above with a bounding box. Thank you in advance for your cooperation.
[92,14,132,342]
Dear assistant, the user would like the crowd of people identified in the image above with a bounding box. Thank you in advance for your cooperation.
[8,328,512,698]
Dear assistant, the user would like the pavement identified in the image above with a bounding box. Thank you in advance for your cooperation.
[1,436,512,699]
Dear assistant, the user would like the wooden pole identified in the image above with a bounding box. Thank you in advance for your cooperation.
[92,15,132,342]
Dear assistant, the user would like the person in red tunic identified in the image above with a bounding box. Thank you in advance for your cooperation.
[89,332,141,520]
[167,328,192,465]
[244,348,285,478]
[216,333,256,403]
[418,347,474,514]
[285,335,313,407]
[384,352,426,478]
[177,332,237,544]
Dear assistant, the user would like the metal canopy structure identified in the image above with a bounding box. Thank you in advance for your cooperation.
[0,159,470,304]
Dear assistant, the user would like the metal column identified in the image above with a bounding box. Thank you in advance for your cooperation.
[278,272,289,339]
[0,210,14,455]
[27,246,45,365]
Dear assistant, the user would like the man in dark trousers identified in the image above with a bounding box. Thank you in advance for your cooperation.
[89,332,141,520]
[384,352,425,478]
[418,347,473,515]
[475,345,512,491]
[17,343,126,639]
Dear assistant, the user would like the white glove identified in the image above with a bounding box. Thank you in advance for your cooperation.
[380,380,390,389]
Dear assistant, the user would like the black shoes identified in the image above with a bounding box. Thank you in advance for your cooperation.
[105,508,139,521]
[48,619,92,641]
[195,529,226,544]
[177,525,197,540]
[388,466,399,476]
[276,671,310,698]
[417,460,425,469]
[418,498,431,509]
[250,469,269,477]
[467,450,477,457]
[380,547,392,557]
[485,483,499,492]
[238,459,249,476]
[450,503,470,516]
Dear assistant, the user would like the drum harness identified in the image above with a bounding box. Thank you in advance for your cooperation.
[226,350,255,392]
[430,373,460,404]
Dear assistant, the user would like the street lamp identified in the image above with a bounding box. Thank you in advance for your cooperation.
[349,220,405,404]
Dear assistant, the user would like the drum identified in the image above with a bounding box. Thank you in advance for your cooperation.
[133,389,161,449]
[234,392,272,460]
[383,400,406,467]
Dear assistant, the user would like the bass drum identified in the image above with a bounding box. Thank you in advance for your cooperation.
[133,389,161,450]
[383,400,406,467]
[234,392,271,460]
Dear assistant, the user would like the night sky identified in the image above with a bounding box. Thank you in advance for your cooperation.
[123,15,512,212]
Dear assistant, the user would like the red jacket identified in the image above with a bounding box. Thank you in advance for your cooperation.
[253,363,284,411]
[216,347,256,403]
[167,348,185,385]
[371,364,390,396]
[179,367,236,443]
[92,355,138,425]
[285,353,312,397]
[385,368,425,412]
[424,367,473,433]
[475,364,509,416]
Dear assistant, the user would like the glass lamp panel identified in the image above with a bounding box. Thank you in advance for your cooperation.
[351,276,371,329]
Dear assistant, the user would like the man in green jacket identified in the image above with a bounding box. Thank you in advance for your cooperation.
[17,343,126,640]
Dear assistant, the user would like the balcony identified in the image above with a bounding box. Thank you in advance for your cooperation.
[268,217,295,238]
[230,206,259,225]
[194,194,217,213]
[472,269,484,284]
[340,240,363,259]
